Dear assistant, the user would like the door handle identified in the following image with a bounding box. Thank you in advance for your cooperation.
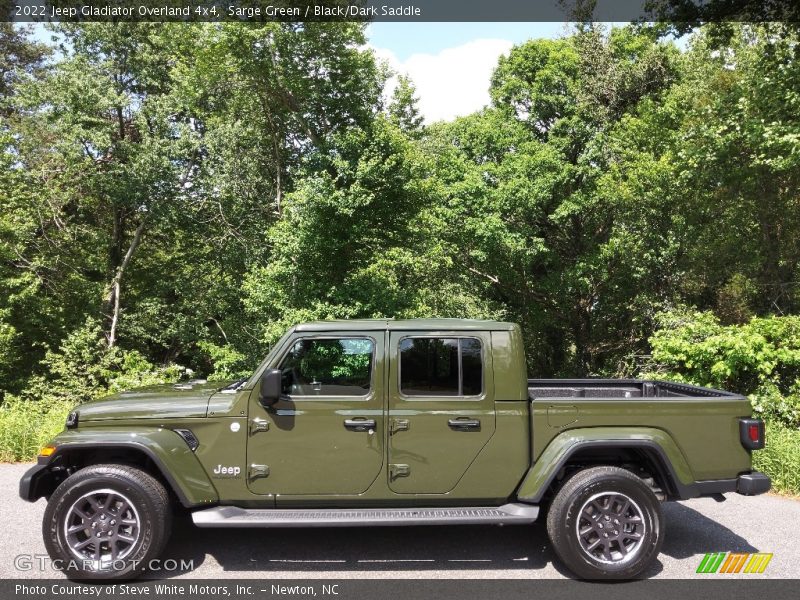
[448,418,481,431]
[344,419,376,432]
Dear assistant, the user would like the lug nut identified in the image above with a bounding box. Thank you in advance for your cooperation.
[110,520,116,526]
[96,532,101,538]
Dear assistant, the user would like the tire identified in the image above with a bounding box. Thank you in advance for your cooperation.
[43,464,172,581]
[546,466,663,580]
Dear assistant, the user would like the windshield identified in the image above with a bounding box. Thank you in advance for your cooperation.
[243,327,295,389]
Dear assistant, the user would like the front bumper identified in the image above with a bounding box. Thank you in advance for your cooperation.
[737,471,771,496]
[19,462,53,502]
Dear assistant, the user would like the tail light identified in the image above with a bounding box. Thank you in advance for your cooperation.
[739,418,765,450]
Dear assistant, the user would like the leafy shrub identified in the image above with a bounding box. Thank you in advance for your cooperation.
[0,395,72,462]
[24,318,185,405]
[197,341,251,381]
[646,310,800,428]
[647,310,800,392]
[0,319,188,462]
[753,422,800,496]
[750,382,800,430]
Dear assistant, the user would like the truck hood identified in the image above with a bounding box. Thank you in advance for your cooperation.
[76,380,234,422]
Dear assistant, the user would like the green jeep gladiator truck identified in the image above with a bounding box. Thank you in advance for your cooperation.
[20,319,770,580]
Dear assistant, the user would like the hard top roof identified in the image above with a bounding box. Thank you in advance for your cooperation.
[293,318,517,332]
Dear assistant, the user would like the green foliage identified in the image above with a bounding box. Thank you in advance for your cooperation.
[628,24,800,316]
[196,341,251,381]
[283,339,372,385]
[388,75,424,138]
[750,383,800,431]
[427,26,679,376]
[25,318,184,405]
[0,395,72,462]
[2,22,800,478]
[241,114,501,351]
[647,310,800,391]
[647,310,800,427]
[753,421,800,496]
[0,23,50,105]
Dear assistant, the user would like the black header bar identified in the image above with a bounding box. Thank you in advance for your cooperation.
[4,0,800,23]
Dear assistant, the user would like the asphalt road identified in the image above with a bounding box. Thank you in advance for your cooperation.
[2,463,798,580]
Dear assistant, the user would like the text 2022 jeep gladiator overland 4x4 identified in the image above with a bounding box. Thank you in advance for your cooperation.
[20,319,770,580]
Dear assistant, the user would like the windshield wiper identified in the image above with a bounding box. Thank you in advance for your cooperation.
[221,378,248,392]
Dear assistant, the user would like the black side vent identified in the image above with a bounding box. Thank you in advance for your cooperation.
[174,428,199,452]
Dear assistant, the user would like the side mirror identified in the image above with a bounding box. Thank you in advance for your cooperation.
[259,368,283,407]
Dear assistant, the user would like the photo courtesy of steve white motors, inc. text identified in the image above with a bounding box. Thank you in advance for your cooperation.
[14,583,340,597]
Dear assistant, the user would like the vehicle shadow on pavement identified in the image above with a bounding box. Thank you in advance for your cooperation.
[658,502,759,559]
[150,502,757,580]
[150,516,557,578]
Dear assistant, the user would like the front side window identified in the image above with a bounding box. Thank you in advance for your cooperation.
[279,338,374,396]
[399,337,483,397]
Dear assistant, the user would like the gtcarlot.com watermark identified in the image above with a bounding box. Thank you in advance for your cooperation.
[14,553,194,573]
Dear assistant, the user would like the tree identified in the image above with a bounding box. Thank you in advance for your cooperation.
[432,25,679,375]
[669,24,800,316]
[0,25,52,394]
[242,114,500,348]
[0,24,49,108]
[2,20,799,401]
[388,75,424,137]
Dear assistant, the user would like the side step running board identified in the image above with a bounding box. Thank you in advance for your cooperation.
[192,503,539,528]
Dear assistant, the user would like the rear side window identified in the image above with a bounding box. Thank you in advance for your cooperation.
[399,337,483,397]
[279,338,374,396]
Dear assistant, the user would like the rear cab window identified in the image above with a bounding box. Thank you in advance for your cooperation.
[399,337,483,397]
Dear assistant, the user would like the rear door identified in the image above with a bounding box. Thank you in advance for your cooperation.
[246,331,385,496]
[387,330,495,493]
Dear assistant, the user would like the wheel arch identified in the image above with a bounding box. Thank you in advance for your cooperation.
[516,427,696,503]
[27,428,218,507]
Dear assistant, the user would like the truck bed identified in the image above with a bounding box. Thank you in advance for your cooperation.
[526,378,752,486]
[528,378,740,400]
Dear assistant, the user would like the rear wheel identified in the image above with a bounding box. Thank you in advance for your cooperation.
[546,466,663,579]
[43,464,172,580]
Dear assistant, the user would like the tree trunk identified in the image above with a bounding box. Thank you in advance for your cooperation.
[572,301,593,377]
[105,216,147,348]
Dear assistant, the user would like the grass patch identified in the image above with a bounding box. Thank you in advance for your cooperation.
[0,397,72,462]
[753,421,800,496]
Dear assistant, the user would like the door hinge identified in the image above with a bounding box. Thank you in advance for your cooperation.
[389,464,410,480]
[250,417,270,435]
[390,418,410,435]
[248,464,270,480]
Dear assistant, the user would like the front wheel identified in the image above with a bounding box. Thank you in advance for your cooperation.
[546,466,664,579]
[43,464,172,580]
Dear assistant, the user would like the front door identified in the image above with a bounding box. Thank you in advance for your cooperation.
[246,332,385,496]
[387,331,495,494]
